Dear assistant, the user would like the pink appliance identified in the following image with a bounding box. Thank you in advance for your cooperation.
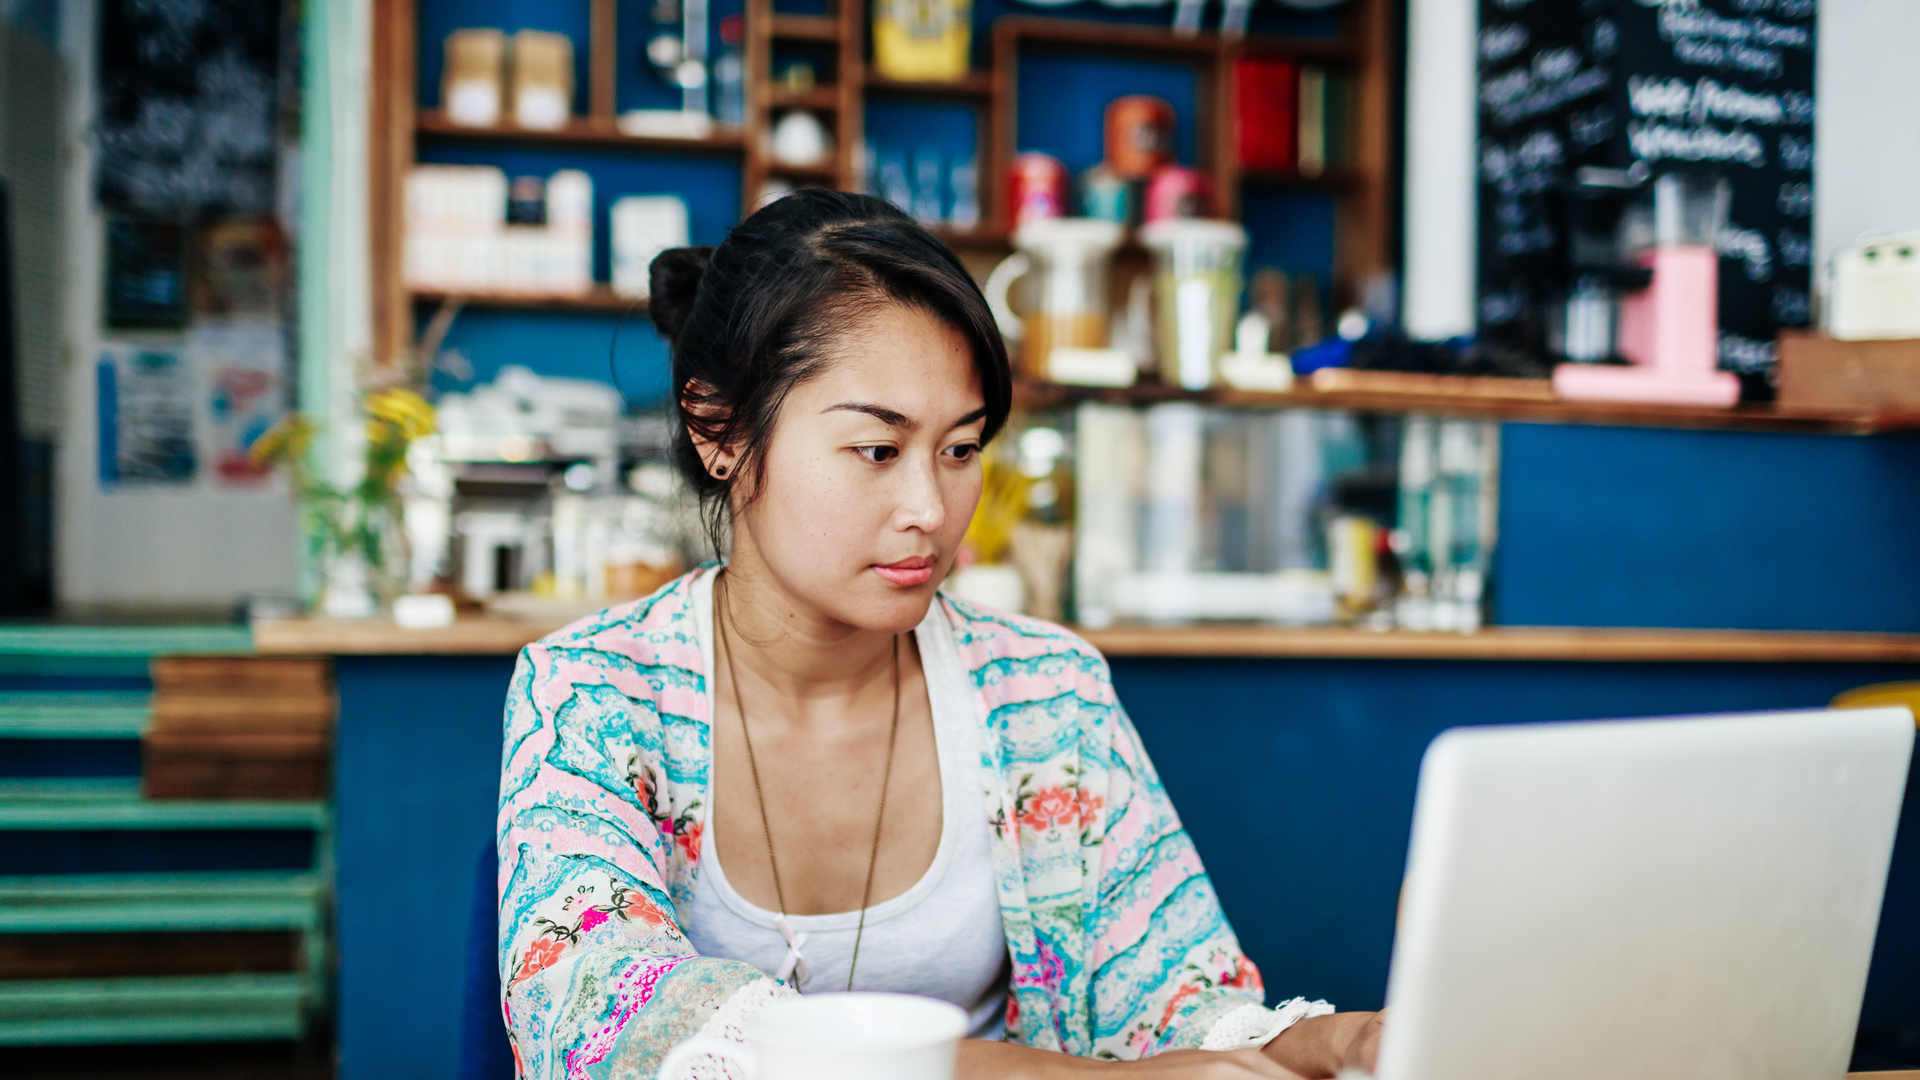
[1553,175,1741,407]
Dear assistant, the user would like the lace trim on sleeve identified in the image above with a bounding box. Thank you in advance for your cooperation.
[1200,997,1336,1052]
[663,976,798,1080]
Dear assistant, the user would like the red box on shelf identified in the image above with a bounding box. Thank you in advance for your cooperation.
[1235,57,1298,172]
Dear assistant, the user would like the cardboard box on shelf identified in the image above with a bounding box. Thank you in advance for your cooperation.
[1776,331,1920,411]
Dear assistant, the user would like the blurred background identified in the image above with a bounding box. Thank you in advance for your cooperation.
[2,0,1919,1076]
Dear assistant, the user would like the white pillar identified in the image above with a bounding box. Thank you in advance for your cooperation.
[1402,0,1478,340]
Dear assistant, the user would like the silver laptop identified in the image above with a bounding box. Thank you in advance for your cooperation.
[1375,707,1914,1080]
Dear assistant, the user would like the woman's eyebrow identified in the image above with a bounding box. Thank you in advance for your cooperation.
[951,406,987,429]
[826,402,916,428]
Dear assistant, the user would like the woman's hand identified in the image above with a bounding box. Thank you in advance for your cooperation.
[959,1041,1313,1080]
[1260,1010,1386,1079]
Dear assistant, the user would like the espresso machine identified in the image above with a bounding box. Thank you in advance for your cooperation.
[1552,170,1741,406]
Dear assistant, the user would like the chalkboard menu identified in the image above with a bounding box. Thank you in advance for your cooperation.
[95,0,283,216]
[1475,0,1815,396]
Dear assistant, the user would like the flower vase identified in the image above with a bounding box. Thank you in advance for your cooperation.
[319,549,377,619]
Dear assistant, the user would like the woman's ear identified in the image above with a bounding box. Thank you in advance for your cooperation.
[681,379,738,481]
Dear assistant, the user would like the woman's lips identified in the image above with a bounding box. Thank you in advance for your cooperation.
[872,556,937,587]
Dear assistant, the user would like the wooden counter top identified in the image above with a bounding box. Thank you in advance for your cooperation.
[252,617,1920,664]
[1079,624,1920,662]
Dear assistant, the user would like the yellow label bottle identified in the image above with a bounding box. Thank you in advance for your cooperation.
[872,0,972,82]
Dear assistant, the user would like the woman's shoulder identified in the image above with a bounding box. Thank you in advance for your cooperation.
[520,568,708,679]
[935,591,1112,683]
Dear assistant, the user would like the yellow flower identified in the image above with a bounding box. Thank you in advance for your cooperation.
[366,388,437,440]
[248,414,316,468]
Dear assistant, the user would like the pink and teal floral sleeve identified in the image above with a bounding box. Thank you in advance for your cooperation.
[952,599,1327,1058]
[498,593,790,1080]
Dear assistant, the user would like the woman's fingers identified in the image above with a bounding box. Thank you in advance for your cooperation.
[1140,1048,1309,1080]
[1340,1010,1388,1075]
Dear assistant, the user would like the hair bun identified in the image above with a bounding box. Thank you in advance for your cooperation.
[649,246,716,344]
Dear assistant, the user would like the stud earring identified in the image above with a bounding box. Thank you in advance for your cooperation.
[714,465,728,478]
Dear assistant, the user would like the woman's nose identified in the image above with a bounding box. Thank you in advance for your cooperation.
[893,457,946,533]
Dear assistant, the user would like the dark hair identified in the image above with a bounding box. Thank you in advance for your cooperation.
[648,189,1012,552]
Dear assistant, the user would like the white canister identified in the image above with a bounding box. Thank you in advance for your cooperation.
[1140,219,1247,391]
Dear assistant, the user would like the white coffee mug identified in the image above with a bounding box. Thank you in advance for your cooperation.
[658,992,968,1080]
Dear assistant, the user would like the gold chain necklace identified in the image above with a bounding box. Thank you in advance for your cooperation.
[716,573,901,993]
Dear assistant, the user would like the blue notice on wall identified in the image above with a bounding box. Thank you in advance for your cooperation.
[97,347,197,487]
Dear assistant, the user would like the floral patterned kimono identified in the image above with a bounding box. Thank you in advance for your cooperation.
[499,567,1329,1080]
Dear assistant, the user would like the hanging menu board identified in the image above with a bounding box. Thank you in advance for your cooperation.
[94,0,283,216]
[1475,0,1815,396]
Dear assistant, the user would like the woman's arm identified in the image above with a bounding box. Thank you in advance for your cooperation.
[1082,698,1383,1071]
[959,1039,1314,1080]
[1262,1011,1384,1078]
[499,642,790,1080]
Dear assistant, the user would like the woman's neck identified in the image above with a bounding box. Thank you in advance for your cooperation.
[714,547,902,722]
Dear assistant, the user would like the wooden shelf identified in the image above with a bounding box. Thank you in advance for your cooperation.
[410,285,643,313]
[933,224,1011,249]
[1241,166,1368,191]
[766,161,840,183]
[255,617,559,657]
[1080,624,1920,663]
[1012,378,1920,434]
[1000,15,1226,57]
[415,111,745,155]
[770,86,843,111]
[769,13,840,41]
[864,72,996,99]
[254,616,1920,663]
[1235,31,1369,65]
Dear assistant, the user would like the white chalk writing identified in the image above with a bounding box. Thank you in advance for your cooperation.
[1628,122,1767,166]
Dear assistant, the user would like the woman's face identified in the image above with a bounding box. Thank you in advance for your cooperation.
[729,302,988,635]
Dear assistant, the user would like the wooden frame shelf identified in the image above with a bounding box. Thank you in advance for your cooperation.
[864,72,995,99]
[415,112,745,155]
[373,0,1396,368]
[1241,166,1368,191]
[770,87,843,111]
[988,2,1393,291]
[769,13,841,41]
[1012,378,1920,434]
[765,162,840,183]
[410,286,643,314]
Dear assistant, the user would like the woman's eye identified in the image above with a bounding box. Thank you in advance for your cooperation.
[946,443,980,462]
[854,445,898,464]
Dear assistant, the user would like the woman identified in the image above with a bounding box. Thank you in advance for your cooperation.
[498,190,1383,1080]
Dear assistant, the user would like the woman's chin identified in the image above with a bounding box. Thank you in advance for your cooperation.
[829,579,941,635]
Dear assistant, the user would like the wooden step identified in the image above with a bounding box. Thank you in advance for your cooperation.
[0,872,326,933]
[0,930,302,980]
[149,657,331,698]
[0,627,252,679]
[0,692,150,738]
[0,779,327,830]
[0,973,307,1045]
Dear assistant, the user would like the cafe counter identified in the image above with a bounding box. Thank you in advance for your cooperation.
[263,616,1920,1080]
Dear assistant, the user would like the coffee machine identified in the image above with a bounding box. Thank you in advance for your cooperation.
[1553,171,1741,407]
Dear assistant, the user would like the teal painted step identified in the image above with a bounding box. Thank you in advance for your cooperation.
[0,625,253,678]
[0,974,307,1045]
[0,871,326,933]
[0,778,328,830]
[0,691,150,737]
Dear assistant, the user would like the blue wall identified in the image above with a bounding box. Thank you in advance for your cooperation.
[333,651,1920,1080]
[1496,424,1920,632]
[335,656,519,1080]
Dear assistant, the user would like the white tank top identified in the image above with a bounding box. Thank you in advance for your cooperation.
[681,570,1010,1038]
